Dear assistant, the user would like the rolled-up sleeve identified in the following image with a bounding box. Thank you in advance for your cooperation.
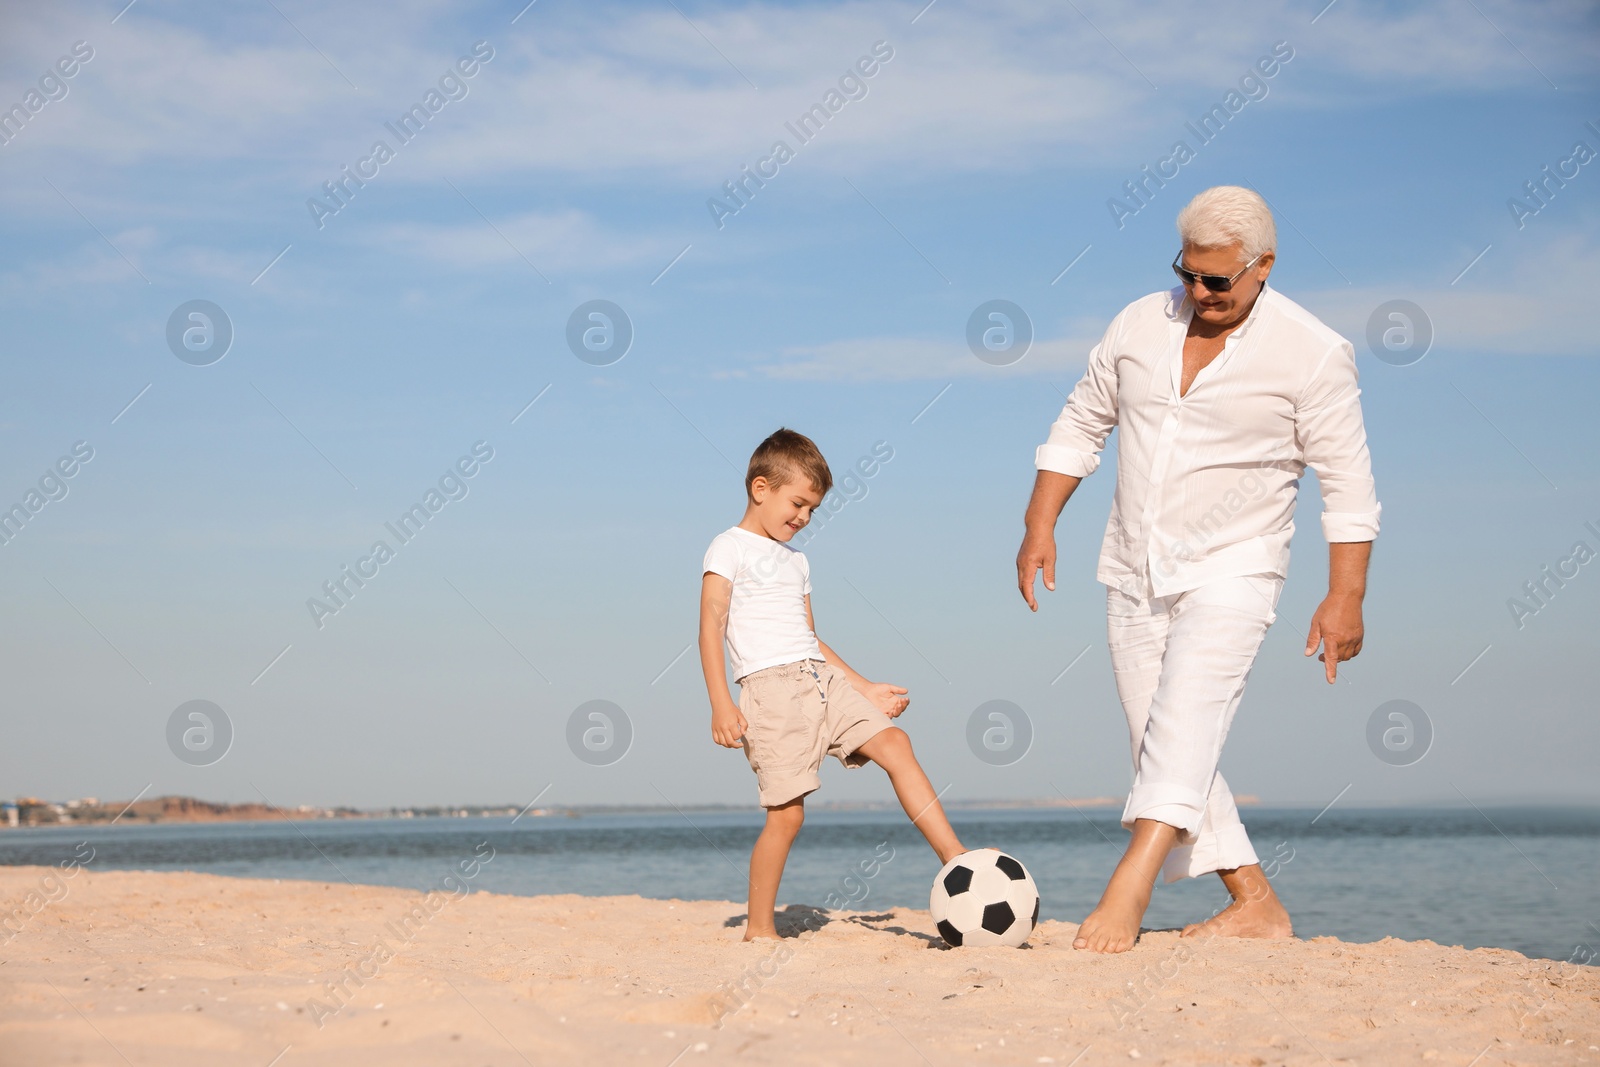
[1296,340,1381,542]
[1036,321,1120,478]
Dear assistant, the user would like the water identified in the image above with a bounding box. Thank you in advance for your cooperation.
[3,806,1596,964]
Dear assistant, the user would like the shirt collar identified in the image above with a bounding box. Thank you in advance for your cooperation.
[1165,280,1275,340]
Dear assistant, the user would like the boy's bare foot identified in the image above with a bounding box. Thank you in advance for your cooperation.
[1072,899,1144,953]
[1180,893,1292,940]
[742,928,780,942]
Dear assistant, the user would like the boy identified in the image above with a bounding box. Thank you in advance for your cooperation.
[699,428,968,941]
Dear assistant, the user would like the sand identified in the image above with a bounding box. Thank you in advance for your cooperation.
[1,866,1597,1066]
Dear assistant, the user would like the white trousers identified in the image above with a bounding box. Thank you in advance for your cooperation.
[1106,573,1283,883]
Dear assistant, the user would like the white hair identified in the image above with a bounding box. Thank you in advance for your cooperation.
[1175,185,1277,262]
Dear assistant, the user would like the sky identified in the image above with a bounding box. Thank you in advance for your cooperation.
[0,0,1597,813]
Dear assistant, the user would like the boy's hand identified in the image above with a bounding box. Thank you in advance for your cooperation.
[861,682,910,718]
[711,705,748,747]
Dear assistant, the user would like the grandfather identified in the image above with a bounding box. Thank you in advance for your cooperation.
[1016,186,1380,953]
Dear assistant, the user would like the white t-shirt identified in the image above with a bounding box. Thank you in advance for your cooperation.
[702,526,821,682]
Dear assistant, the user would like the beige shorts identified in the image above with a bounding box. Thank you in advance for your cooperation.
[738,659,893,808]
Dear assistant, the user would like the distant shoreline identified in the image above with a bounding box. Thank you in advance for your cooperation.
[1,793,1133,828]
[3,793,1595,830]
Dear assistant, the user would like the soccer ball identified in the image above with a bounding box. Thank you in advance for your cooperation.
[929,848,1040,948]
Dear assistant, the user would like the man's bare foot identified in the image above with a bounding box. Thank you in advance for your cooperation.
[1181,863,1293,940]
[1180,892,1292,940]
[742,927,780,942]
[1073,818,1175,953]
[1072,899,1144,953]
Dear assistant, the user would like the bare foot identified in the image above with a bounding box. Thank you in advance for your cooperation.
[1072,899,1143,953]
[1182,864,1293,940]
[1180,893,1292,940]
[1073,818,1174,953]
[742,928,780,942]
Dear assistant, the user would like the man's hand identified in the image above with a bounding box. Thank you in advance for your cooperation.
[1017,471,1078,612]
[711,704,747,747]
[1016,526,1057,612]
[860,681,910,718]
[1305,592,1364,683]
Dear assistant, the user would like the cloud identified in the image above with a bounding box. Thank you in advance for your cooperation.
[1281,0,1594,94]
[0,9,353,170]
[439,0,1600,183]
[2,0,1595,296]
[728,320,1107,382]
[1297,223,1600,358]
[731,214,1600,384]
[4,0,1594,187]
[365,208,674,275]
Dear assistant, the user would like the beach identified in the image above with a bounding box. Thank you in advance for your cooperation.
[2,866,1597,1066]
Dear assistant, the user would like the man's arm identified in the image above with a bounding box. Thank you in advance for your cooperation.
[699,573,746,746]
[1305,540,1371,684]
[1295,340,1381,685]
[1017,471,1082,611]
[1019,313,1123,610]
[806,596,909,718]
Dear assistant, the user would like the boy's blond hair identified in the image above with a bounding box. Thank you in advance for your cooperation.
[745,428,833,498]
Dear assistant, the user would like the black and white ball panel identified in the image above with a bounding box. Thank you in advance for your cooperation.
[929,848,1040,948]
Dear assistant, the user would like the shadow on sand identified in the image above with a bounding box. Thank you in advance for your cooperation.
[722,905,949,947]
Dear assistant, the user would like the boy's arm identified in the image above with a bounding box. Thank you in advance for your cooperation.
[806,595,910,719]
[699,573,746,747]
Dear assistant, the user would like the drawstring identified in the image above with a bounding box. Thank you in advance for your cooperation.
[796,662,825,703]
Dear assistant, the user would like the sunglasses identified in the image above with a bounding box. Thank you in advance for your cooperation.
[1171,251,1263,293]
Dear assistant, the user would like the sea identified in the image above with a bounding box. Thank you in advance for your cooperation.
[3,806,1596,965]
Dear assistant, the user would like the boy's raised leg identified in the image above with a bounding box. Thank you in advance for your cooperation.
[745,799,805,941]
[853,727,965,864]
[1074,818,1178,953]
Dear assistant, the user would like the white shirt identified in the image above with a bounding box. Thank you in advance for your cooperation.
[1036,284,1381,599]
[702,526,821,681]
